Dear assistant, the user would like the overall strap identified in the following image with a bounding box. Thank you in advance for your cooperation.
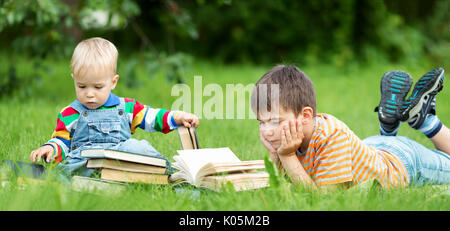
[117,97,126,111]
[68,99,87,114]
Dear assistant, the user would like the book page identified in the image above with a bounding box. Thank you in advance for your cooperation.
[200,160,265,176]
[176,147,241,184]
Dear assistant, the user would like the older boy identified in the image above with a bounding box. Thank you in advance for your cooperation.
[251,65,449,190]
[30,37,199,176]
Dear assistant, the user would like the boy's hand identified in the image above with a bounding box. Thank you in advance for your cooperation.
[277,119,304,156]
[175,112,199,128]
[259,129,280,167]
[30,145,54,163]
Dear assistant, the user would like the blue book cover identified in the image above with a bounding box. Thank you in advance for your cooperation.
[2,159,46,179]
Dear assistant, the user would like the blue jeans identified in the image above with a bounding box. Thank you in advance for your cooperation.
[363,135,450,186]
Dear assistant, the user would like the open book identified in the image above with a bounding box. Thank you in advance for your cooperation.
[170,148,269,191]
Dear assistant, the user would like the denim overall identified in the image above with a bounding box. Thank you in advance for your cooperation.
[57,98,171,179]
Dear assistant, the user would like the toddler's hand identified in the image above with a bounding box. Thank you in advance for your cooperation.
[30,145,54,163]
[176,112,199,128]
[277,119,304,156]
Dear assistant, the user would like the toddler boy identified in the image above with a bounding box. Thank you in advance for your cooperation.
[29,37,199,176]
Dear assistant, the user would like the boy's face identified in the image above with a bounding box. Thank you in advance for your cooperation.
[258,106,303,150]
[72,68,119,110]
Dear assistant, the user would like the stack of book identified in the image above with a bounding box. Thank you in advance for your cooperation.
[71,127,195,192]
[80,148,170,185]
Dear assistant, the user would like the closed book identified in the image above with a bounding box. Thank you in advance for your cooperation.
[86,158,167,174]
[2,159,46,179]
[101,168,169,184]
[177,126,199,150]
[81,149,167,168]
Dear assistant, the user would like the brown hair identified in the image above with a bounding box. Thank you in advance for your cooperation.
[251,65,317,117]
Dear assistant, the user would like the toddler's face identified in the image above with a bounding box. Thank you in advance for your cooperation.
[72,68,118,109]
[258,107,302,150]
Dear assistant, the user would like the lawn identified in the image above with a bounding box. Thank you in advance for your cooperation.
[0,55,449,211]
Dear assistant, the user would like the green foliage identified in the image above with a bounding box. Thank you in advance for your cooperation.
[78,0,140,30]
[420,0,450,65]
[181,0,448,66]
[0,0,71,99]
[0,0,194,99]
[0,0,73,57]
[1,0,448,99]
[264,156,280,188]
[120,51,192,90]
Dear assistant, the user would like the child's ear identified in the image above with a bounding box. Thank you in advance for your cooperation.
[111,74,119,90]
[299,107,314,124]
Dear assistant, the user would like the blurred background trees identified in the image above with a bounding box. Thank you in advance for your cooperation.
[0,0,448,98]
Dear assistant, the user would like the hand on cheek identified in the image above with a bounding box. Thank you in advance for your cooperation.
[259,129,281,166]
[277,119,304,156]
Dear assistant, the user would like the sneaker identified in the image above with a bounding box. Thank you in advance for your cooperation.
[401,67,445,129]
[375,71,413,126]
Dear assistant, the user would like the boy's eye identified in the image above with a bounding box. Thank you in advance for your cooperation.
[78,86,85,89]
[259,119,280,126]
[95,86,103,89]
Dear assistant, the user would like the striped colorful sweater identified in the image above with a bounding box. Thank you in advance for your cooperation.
[296,113,409,189]
[44,93,179,163]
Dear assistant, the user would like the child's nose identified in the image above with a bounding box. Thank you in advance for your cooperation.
[86,90,95,97]
[262,127,274,137]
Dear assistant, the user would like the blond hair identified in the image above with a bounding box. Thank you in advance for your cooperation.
[71,37,118,78]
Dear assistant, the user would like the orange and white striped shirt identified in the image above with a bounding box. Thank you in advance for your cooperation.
[297,113,409,189]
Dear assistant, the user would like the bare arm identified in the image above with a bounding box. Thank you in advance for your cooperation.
[278,153,317,190]
[277,119,317,190]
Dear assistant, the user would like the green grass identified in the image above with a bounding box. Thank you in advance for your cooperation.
[0,55,449,210]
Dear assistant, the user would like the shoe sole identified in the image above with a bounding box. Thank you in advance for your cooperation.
[401,68,444,122]
[378,71,412,125]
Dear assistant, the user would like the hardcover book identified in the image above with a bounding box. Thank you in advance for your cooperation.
[81,148,167,168]
[100,168,169,184]
[71,175,126,195]
[86,158,167,174]
[177,126,200,150]
[1,159,46,179]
